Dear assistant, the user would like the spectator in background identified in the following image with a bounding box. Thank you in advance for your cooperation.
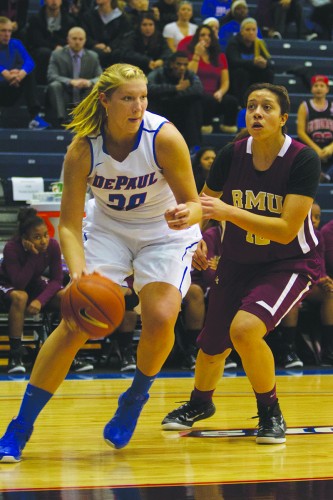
[79,0,131,69]
[201,0,231,21]
[0,208,64,375]
[256,0,318,40]
[219,0,264,50]
[256,0,282,38]
[151,0,178,30]
[147,51,204,149]
[0,0,29,41]
[191,146,217,193]
[203,16,220,39]
[119,12,171,75]
[0,16,49,129]
[226,17,274,106]
[46,26,102,128]
[124,0,159,31]
[25,0,76,84]
[297,74,333,183]
[177,16,221,53]
[277,202,333,368]
[163,1,198,53]
[309,0,333,41]
[0,207,94,375]
[67,0,95,18]
[187,24,238,134]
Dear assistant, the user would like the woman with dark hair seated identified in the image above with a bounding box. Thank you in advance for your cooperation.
[187,24,239,134]
[119,12,172,74]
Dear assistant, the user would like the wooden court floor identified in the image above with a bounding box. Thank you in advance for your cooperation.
[0,370,332,499]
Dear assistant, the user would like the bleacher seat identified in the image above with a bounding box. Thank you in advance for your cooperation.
[0,310,51,368]
[202,133,232,149]
[316,184,333,210]
[272,54,332,74]
[267,39,333,57]
[0,152,64,178]
[274,74,311,93]
[320,210,333,226]
[287,93,312,113]
[27,0,41,15]
[0,129,72,154]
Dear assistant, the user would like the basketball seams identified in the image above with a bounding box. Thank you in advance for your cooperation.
[61,274,125,339]
[69,284,84,329]
[77,280,125,319]
[76,280,125,328]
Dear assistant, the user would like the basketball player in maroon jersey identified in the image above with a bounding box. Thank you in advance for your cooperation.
[162,82,321,444]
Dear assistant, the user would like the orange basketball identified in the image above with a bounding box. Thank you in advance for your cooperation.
[61,272,125,339]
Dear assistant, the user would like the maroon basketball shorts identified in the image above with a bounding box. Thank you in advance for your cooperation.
[0,278,50,304]
[197,253,321,355]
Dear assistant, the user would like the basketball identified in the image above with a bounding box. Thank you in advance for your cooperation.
[61,272,125,339]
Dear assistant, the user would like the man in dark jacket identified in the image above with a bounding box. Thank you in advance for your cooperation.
[79,0,131,68]
[147,51,204,149]
[26,0,76,84]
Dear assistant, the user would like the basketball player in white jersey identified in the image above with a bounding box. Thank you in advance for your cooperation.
[0,63,202,462]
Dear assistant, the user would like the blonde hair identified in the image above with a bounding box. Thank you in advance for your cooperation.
[0,16,11,25]
[66,63,147,137]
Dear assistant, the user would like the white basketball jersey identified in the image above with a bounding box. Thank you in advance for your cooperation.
[86,111,177,224]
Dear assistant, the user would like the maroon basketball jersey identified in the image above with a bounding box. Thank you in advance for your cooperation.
[220,136,318,263]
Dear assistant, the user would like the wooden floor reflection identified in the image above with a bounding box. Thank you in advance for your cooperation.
[0,371,332,499]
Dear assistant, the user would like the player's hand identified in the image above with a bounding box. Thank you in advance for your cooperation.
[200,193,228,221]
[70,268,89,281]
[192,239,208,270]
[317,276,333,293]
[164,204,191,230]
[207,255,220,271]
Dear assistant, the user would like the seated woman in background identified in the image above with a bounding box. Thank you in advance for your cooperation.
[187,24,239,134]
[163,0,198,52]
[226,17,274,106]
[0,208,64,374]
[120,12,172,74]
[123,0,159,31]
[191,146,217,193]
[177,16,220,52]
[0,208,93,374]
